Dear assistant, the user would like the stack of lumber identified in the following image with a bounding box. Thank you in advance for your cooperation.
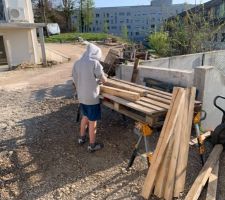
[141,87,196,200]
[185,144,223,200]
[100,78,174,127]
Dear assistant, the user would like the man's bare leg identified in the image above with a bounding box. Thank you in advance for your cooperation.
[88,120,97,144]
[80,116,88,137]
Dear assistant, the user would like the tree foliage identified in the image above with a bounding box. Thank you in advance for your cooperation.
[61,0,76,32]
[149,31,170,56]
[121,25,128,41]
[162,7,223,56]
[78,0,94,32]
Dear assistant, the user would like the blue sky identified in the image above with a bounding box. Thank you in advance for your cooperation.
[95,0,210,7]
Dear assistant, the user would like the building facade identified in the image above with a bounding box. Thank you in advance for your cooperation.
[0,0,45,71]
[72,1,194,42]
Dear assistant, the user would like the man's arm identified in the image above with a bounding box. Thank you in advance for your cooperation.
[94,61,107,84]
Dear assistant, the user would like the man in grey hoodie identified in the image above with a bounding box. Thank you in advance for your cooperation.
[72,43,107,152]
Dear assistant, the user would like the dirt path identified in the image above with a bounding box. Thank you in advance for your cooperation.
[0,43,224,200]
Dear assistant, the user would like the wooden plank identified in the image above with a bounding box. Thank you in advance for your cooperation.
[102,100,146,123]
[184,144,223,200]
[163,95,186,200]
[105,79,147,96]
[100,85,140,101]
[174,88,196,197]
[102,93,156,115]
[131,58,140,83]
[110,77,173,97]
[136,100,166,112]
[141,97,170,110]
[146,94,171,105]
[206,161,219,200]
[154,133,175,198]
[141,88,185,199]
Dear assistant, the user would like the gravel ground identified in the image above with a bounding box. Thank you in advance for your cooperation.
[0,43,224,200]
[0,86,224,200]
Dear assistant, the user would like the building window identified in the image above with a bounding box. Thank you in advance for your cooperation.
[0,0,5,21]
[127,12,131,16]
[96,20,98,24]
[151,24,155,29]
[126,19,129,23]
[136,32,139,36]
[96,13,100,18]
[119,12,125,16]
[107,13,110,18]
[127,25,131,29]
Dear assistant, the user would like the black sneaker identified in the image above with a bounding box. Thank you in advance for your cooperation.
[87,142,104,152]
[78,135,88,145]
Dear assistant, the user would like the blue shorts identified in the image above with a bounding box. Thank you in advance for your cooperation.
[80,103,101,121]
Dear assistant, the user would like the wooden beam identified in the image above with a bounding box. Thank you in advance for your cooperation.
[184,144,223,200]
[174,88,196,197]
[105,79,147,96]
[110,77,173,97]
[131,58,140,83]
[100,85,140,101]
[101,93,155,115]
[164,97,185,200]
[206,161,219,200]
[141,88,185,199]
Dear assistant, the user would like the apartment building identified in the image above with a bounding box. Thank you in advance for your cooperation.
[72,0,194,41]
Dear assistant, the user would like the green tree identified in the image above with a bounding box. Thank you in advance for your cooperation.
[61,0,76,32]
[164,6,223,55]
[78,0,94,32]
[103,20,109,33]
[83,0,94,32]
[121,25,128,41]
[149,31,170,56]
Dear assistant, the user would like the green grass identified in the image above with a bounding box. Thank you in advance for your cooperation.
[45,32,123,43]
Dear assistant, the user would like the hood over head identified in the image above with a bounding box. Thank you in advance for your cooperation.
[81,43,102,61]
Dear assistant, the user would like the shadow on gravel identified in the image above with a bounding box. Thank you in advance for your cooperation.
[0,91,144,199]
[31,80,74,101]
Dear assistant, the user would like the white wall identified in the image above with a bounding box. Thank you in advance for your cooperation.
[194,66,225,129]
[0,28,40,67]
[116,64,194,87]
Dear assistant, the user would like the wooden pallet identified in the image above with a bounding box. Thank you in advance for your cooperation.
[101,78,201,127]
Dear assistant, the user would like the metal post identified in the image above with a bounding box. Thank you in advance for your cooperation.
[38,27,47,66]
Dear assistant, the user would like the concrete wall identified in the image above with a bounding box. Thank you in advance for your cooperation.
[194,66,225,130]
[39,46,71,63]
[141,50,225,71]
[116,64,194,87]
[0,28,40,67]
[116,63,225,130]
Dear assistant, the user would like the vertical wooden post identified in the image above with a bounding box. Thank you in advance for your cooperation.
[131,58,140,83]
[38,27,47,66]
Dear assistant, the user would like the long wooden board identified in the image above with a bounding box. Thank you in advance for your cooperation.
[174,88,196,197]
[184,144,223,200]
[100,85,140,101]
[141,88,185,199]
[111,77,173,97]
[101,93,156,115]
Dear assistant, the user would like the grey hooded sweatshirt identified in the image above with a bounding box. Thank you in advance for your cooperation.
[72,43,106,105]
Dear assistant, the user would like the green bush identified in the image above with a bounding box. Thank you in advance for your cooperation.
[149,32,170,57]
[45,32,120,43]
